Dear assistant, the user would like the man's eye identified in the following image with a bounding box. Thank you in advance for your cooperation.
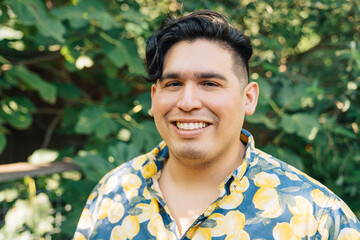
[165,81,181,87]
[202,81,219,87]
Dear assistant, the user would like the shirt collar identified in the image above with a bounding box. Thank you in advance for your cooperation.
[141,129,256,192]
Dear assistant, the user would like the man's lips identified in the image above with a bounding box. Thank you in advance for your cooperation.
[172,121,210,130]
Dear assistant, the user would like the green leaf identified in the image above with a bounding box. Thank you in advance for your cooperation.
[128,207,143,216]
[0,97,33,129]
[122,40,146,74]
[52,4,89,29]
[246,107,278,130]
[278,84,305,111]
[75,106,106,134]
[8,0,41,24]
[72,154,112,182]
[281,113,319,140]
[256,77,273,106]
[106,43,127,68]
[8,0,65,42]
[54,82,82,100]
[35,15,66,43]
[129,196,146,206]
[0,131,6,154]
[11,66,57,104]
[329,126,357,139]
[107,141,140,166]
[280,186,301,192]
[92,11,119,30]
[95,118,117,139]
[106,78,132,96]
[105,40,145,74]
[201,219,217,228]
[263,145,304,171]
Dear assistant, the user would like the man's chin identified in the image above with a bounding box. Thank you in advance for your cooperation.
[169,146,217,169]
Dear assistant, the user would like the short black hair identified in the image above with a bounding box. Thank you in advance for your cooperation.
[145,10,252,83]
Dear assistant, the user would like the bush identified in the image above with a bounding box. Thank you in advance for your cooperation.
[0,0,359,238]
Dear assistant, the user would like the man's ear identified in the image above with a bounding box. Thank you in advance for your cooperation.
[150,84,156,116]
[244,82,259,116]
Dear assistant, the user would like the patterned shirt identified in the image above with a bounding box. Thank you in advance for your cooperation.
[74,129,360,240]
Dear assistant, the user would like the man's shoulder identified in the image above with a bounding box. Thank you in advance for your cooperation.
[247,147,360,226]
[97,141,168,194]
[251,148,337,199]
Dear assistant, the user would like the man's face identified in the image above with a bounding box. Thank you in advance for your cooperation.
[151,39,258,168]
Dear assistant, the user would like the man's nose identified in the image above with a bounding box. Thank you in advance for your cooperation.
[176,83,202,112]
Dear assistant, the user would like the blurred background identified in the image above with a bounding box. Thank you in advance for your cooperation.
[0,0,359,239]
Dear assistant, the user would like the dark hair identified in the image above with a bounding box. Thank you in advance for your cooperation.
[145,10,252,83]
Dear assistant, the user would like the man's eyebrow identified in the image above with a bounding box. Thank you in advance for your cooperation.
[159,73,180,81]
[195,72,227,81]
[159,72,227,81]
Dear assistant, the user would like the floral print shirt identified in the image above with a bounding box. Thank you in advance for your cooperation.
[74,129,360,240]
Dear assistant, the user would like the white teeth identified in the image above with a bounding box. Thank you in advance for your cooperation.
[176,122,208,130]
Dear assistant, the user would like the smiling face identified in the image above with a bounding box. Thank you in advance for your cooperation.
[151,39,258,168]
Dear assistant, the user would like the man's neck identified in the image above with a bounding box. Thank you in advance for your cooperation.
[162,140,246,188]
[157,140,246,236]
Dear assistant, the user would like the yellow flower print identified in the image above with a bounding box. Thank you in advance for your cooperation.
[257,151,281,167]
[77,208,92,229]
[122,174,142,191]
[141,161,158,178]
[337,228,360,240]
[233,176,250,193]
[143,186,152,199]
[288,165,323,186]
[223,210,246,235]
[122,174,142,200]
[273,222,300,240]
[225,230,250,240]
[312,189,332,208]
[333,200,358,223]
[203,202,217,217]
[261,201,283,218]
[74,232,86,240]
[192,227,212,240]
[208,213,225,236]
[253,187,283,218]
[156,226,177,240]
[122,215,140,239]
[219,191,244,209]
[108,202,125,224]
[318,214,329,240]
[148,213,163,236]
[254,172,281,188]
[104,175,118,194]
[285,172,302,182]
[289,213,318,237]
[110,225,126,240]
[149,146,160,158]
[131,155,147,170]
[136,198,159,223]
[98,198,113,219]
[87,191,98,201]
[288,196,313,215]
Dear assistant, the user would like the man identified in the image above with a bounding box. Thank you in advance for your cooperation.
[74,10,360,240]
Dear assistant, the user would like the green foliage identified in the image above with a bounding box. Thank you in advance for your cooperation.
[0,0,359,238]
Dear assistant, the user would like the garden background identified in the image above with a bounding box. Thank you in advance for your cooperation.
[0,0,359,239]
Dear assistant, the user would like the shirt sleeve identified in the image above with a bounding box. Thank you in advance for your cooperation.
[73,180,105,240]
[320,198,360,240]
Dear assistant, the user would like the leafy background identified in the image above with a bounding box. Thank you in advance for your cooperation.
[0,0,359,239]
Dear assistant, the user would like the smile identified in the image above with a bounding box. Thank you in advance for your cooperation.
[175,122,209,130]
